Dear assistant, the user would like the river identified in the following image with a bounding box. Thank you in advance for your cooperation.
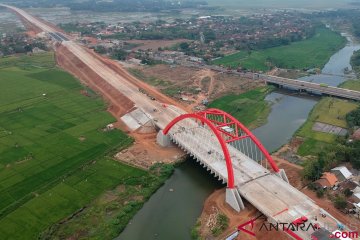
[118,35,360,240]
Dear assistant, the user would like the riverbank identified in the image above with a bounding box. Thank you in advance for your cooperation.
[194,30,360,240]
[351,49,360,77]
[293,44,360,158]
[194,157,305,240]
[213,27,346,71]
[197,155,358,240]
[117,28,359,240]
[0,52,185,239]
[40,163,176,239]
[118,160,223,240]
[296,97,358,156]
[194,188,288,240]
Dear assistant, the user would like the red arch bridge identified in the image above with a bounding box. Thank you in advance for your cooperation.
[156,108,345,240]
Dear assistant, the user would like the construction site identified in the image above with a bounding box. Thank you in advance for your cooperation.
[2,4,360,240]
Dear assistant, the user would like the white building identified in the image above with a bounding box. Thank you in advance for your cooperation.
[353,186,360,194]
[331,166,352,181]
[355,202,360,213]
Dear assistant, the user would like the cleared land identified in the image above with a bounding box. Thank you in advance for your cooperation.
[0,52,170,239]
[213,27,346,71]
[208,87,273,129]
[296,98,358,156]
[128,64,264,103]
[127,39,189,51]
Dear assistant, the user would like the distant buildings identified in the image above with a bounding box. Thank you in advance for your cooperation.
[315,172,338,188]
[312,165,360,214]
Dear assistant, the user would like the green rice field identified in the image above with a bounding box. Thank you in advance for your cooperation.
[213,27,346,71]
[0,52,147,239]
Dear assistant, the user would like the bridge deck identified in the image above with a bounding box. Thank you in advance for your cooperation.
[264,75,360,101]
[168,118,341,239]
[168,118,271,185]
[239,174,339,238]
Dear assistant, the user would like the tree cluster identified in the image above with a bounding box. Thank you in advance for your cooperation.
[303,107,360,181]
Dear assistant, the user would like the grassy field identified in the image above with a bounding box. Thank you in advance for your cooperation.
[339,80,360,91]
[40,163,173,239]
[208,87,273,129]
[0,52,170,239]
[127,68,171,87]
[213,27,346,71]
[296,98,358,156]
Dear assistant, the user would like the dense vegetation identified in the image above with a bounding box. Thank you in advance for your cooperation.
[299,45,360,204]
[208,87,273,129]
[0,33,48,56]
[58,22,106,36]
[213,27,346,71]
[346,108,360,128]
[351,49,360,77]
[297,98,358,156]
[211,214,229,236]
[40,163,175,239]
[0,52,173,239]
[312,9,360,39]
[301,103,360,181]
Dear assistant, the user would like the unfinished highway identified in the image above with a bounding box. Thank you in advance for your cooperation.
[2,4,350,239]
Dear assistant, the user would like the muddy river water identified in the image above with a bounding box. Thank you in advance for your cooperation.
[118,35,360,240]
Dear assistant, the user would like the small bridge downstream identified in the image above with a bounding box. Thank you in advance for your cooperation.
[261,75,360,101]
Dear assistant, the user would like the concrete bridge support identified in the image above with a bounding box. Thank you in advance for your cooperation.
[156,130,172,147]
[226,188,245,212]
[276,169,289,183]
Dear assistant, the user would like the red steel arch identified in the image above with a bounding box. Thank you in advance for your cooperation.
[163,113,235,188]
[205,108,280,173]
[163,108,280,189]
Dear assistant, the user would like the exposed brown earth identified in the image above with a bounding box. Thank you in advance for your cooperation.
[115,131,185,169]
[16,13,42,36]
[199,156,360,239]
[127,39,190,51]
[273,156,305,189]
[199,188,290,240]
[56,44,186,174]
[15,10,359,239]
[55,44,135,118]
[273,137,308,165]
[132,64,264,113]
[91,50,185,110]
[301,188,360,230]
[274,155,360,230]
[198,157,298,240]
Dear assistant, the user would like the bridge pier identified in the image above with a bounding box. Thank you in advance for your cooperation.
[276,169,289,183]
[156,130,172,147]
[226,188,245,212]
